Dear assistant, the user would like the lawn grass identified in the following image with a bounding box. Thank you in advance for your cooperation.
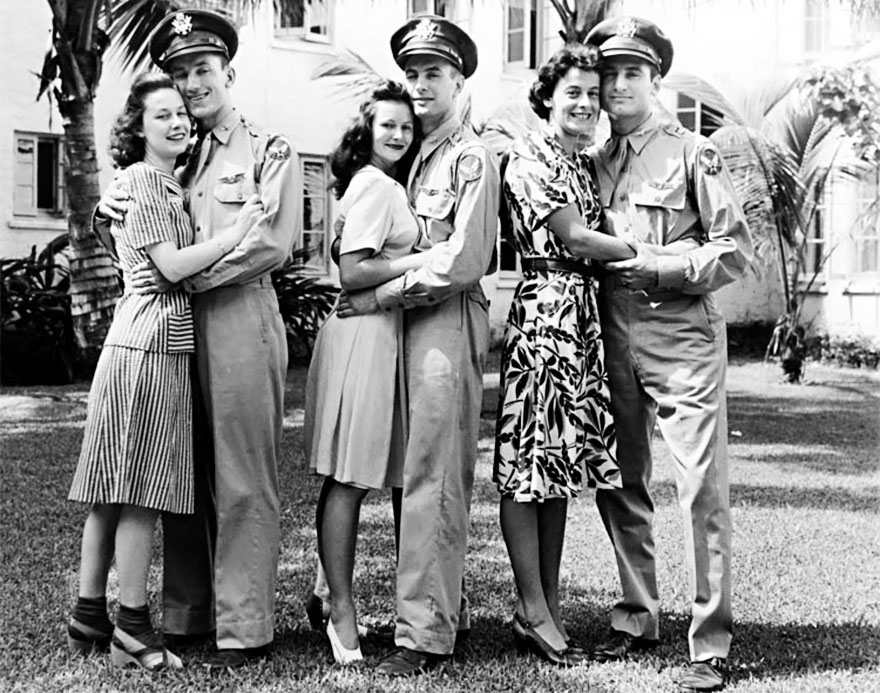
[1,358,878,692]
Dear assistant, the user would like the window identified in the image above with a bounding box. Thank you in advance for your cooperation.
[300,156,331,272]
[504,0,539,70]
[408,0,455,17]
[804,186,827,279]
[13,132,64,217]
[804,0,828,53]
[274,0,330,41]
[676,94,723,137]
[852,167,879,274]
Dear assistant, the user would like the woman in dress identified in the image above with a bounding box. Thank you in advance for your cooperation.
[304,80,426,665]
[67,73,261,670]
[493,45,634,666]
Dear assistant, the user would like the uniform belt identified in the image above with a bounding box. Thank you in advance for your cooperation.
[521,257,595,279]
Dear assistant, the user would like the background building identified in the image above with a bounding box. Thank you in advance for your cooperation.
[2,0,877,343]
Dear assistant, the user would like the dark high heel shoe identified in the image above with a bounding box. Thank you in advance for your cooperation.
[67,617,112,655]
[305,593,327,632]
[513,614,586,667]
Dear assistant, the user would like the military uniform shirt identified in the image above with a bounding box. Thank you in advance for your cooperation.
[375,116,499,309]
[183,108,300,292]
[592,114,752,294]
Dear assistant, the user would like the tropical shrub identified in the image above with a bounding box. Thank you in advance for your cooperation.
[1,235,76,385]
[808,333,880,370]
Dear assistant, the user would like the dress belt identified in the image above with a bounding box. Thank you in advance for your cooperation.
[521,257,595,279]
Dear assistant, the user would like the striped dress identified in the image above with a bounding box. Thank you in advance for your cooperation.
[69,163,196,513]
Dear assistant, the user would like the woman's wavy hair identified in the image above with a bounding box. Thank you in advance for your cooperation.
[330,80,421,199]
[109,72,188,168]
[528,44,601,121]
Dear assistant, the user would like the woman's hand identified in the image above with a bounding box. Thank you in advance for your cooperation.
[96,177,130,222]
[231,194,264,243]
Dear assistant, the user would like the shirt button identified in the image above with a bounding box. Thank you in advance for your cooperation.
[654,195,662,202]
[237,192,243,200]
[618,194,628,202]
[197,191,203,197]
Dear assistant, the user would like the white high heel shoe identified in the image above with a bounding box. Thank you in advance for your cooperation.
[326,618,363,665]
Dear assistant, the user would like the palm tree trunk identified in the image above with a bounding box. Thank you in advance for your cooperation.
[57,93,120,366]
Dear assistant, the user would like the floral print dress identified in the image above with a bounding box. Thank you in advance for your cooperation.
[493,128,621,501]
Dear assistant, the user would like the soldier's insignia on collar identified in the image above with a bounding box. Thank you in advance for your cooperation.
[267,138,291,161]
[700,147,722,175]
[172,13,193,36]
[459,153,484,182]
[618,18,638,38]
[414,18,439,40]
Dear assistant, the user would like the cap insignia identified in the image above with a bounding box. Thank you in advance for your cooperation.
[172,13,193,36]
[617,18,637,39]
[413,18,439,41]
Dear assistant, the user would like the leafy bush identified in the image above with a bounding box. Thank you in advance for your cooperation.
[1,234,75,385]
[272,248,339,363]
[807,333,880,370]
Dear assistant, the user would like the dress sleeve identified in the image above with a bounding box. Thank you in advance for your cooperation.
[505,135,575,231]
[124,165,178,250]
[339,171,393,256]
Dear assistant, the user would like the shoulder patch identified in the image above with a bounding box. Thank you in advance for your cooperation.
[699,146,722,175]
[459,152,484,182]
[267,137,291,161]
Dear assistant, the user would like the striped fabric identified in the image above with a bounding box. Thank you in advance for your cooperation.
[103,163,195,353]
[69,162,198,513]
[69,347,194,513]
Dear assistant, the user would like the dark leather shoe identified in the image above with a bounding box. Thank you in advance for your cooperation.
[203,645,271,671]
[592,629,659,662]
[304,593,327,632]
[375,646,448,676]
[678,657,728,691]
[163,630,215,652]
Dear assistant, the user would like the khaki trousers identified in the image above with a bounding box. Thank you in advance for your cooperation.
[162,278,287,649]
[596,281,733,661]
[394,289,489,655]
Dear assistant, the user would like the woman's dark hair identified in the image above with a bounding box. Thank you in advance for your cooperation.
[109,72,185,168]
[528,45,601,121]
[330,80,421,198]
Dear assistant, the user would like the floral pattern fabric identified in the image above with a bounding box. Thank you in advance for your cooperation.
[494,128,621,501]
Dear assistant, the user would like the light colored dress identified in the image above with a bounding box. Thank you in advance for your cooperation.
[304,165,419,489]
[69,162,195,513]
[493,128,621,502]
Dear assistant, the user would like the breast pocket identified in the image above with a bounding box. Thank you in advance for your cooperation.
[213,170,258,204]
[414,188,455,243]
[629,184,686,211]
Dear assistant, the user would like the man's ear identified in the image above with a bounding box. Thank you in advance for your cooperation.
[650,74,661,95]
[225,65,236,88]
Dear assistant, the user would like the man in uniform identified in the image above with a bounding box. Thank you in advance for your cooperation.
[336,15,499,677]
[584,16,753,692]
[99,9,300,669]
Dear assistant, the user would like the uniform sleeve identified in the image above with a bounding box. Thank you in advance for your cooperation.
[184,134,301,292]
[124,166,178,250]
[656,140,754,294]
[375,144,500,310]
[339,172,392,255]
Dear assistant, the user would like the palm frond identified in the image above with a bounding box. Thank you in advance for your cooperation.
[663,72,745,125]
[310,47,383,100]
[103,0,177,75]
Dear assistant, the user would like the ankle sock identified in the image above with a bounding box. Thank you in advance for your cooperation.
[72,596,112,633]
[116,604,153,637]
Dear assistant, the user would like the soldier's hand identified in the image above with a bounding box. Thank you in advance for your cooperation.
[97,177,130,222]
[604,242,659,290]
[130,260,174,294]
[336,289,379,318]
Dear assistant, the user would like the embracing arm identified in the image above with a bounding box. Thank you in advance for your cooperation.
[547,204,634,261]
[339,250,429,292]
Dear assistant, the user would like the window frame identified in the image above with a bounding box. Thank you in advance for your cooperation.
[273,0,332,44]
[803,0,829,54]
[850,166,880,276]
[675,93,723,138]
[299,154,332,274]
[503,0,541,72]
[13,131,65,219]
[407,0,456,18]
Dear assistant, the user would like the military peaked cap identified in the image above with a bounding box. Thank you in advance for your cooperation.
[586,16,674,77]
[149,9,238,70]
[390,15,478,78]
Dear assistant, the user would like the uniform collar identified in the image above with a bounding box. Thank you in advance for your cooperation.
[202,108,241,145]
[421,115,461,157]
[612,113,659,155]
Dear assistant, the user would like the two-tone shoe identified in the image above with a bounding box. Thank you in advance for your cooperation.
[326,618,363,665]
[110,627,183,671]
[513,614,586,667]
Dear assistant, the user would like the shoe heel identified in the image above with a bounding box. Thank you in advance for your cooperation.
[110,642,142,668]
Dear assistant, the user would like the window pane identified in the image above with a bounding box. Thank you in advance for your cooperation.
[37,139,57,210]
[678,110,696,131]
[275,0,303,29]
[508,3,524,31]
[409,0,430,14]
[508,31,524,63]
[308,0,328,35]
[435,0,454,17]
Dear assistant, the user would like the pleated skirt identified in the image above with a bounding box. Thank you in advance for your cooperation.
[69,345,194,513]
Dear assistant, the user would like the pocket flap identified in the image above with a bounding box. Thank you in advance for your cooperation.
[630,183,686,210]
[414,188,455,220]
[214,175,257,203]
